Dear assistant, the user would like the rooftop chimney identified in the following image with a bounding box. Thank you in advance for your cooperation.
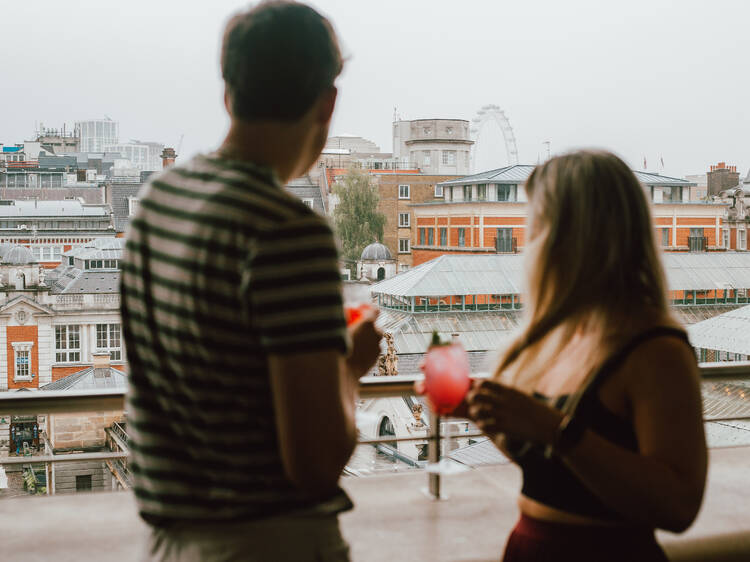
[92,351,111,378]
[160,147,177,169]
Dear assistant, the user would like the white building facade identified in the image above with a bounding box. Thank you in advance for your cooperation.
[75,119,119,153]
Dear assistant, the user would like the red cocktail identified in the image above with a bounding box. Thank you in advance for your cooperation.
[345,303,373,326]
[421,334,471,415]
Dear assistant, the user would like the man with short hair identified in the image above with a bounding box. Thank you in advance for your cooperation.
[121,2,381,559]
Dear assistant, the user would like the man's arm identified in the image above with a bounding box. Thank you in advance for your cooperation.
[268,351,357,498]
[268,313,381,498]
[243,212,383,498]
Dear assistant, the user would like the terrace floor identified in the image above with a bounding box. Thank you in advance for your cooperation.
[2,447,749,562]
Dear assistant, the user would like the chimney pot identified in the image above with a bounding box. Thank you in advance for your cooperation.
[92,351,111,371]
[160,147,177,169]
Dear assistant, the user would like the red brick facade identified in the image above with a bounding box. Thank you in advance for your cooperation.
[411,201,731,267]
[371,174,460,270]
[7,325,39,390]
[51,365,86,382]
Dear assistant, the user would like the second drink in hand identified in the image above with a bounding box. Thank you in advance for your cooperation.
[421,333,471,415]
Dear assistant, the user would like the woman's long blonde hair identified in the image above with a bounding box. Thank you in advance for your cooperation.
[494,150,675,394]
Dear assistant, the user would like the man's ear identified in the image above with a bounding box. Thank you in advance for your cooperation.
[224,87,232,116]
[316,87,337,124]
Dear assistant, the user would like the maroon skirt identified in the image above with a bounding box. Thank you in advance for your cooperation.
[502,514,668,562]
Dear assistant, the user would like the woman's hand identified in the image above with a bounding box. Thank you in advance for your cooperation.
[467,380,563,444]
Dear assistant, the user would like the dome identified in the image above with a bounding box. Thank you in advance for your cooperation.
[0,243,14,262]
[360,242,393,261]
[3,245,37,265]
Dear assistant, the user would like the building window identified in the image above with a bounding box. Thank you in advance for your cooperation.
[301,198,314,209]
[442,151,457,166]
[439,227,447,246]
[427,229,434,245]
[496,228,514,253]
[447,187,453,201]
[418,228,426,245]
[31,246,63,261]
[423,151,431,166]
[97,323,121,361]
[434,185,443,197]
[55,325,81,363]
[398,238,410,253]
[688,228,706,252]
[398,184,410,199]
[661,186,683,202]
[398,213,410,227]
[740,229,747,251]
[12,342,33,381]
[497,184,513,201]
[661,228,670,247]
[722,229,730,249]
[463,186,472,201]
[458,228,466,247]
[126,197,140,216]
[76,475,92,491]
[477,184,487,201]
[85,259,118,270]
[16,351,30,379]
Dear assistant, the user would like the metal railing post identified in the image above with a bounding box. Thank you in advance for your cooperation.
[428,413,441,499]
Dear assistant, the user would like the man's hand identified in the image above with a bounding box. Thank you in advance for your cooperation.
[345,308,382,378]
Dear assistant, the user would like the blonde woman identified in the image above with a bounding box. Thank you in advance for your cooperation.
[467,151,707,561]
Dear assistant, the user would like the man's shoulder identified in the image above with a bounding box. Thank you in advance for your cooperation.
[139,154,322,230]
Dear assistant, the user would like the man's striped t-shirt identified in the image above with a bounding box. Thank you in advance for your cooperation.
[121,154,350,522]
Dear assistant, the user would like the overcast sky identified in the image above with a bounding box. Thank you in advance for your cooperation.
[2,0,748,177]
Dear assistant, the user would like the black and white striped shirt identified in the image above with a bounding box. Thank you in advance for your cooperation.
[121,154,349,522]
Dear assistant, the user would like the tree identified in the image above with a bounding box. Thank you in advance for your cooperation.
[332,168,386,263]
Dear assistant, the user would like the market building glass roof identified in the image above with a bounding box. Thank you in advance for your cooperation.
[436,165,697,188]
[371,253,750,298]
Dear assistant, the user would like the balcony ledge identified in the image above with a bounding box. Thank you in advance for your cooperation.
[1,447,749,561]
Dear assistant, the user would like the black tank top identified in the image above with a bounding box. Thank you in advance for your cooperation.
[508,326,692,521]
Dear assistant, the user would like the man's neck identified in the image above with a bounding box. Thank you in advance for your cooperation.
[219,120,310,185]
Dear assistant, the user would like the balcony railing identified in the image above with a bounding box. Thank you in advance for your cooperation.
[2,362,750,480]
[688,235,708,252]
[494,236,518,254]
[2,363,750,560]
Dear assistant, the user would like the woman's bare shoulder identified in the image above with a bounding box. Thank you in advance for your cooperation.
[619,331,700,396]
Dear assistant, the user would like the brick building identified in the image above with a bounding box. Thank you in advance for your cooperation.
[0,239,123,394]
[707,162,740,198]
[371,173,460,271]
[0,239,123,482]
[408,166,735,266]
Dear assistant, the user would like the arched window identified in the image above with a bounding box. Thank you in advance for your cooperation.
[378,416,396,450]
[377,267,386,281]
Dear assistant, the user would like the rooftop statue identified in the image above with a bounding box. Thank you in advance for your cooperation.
[377,332,399,376]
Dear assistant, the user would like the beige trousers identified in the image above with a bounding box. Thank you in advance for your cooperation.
[145,513,350,562]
